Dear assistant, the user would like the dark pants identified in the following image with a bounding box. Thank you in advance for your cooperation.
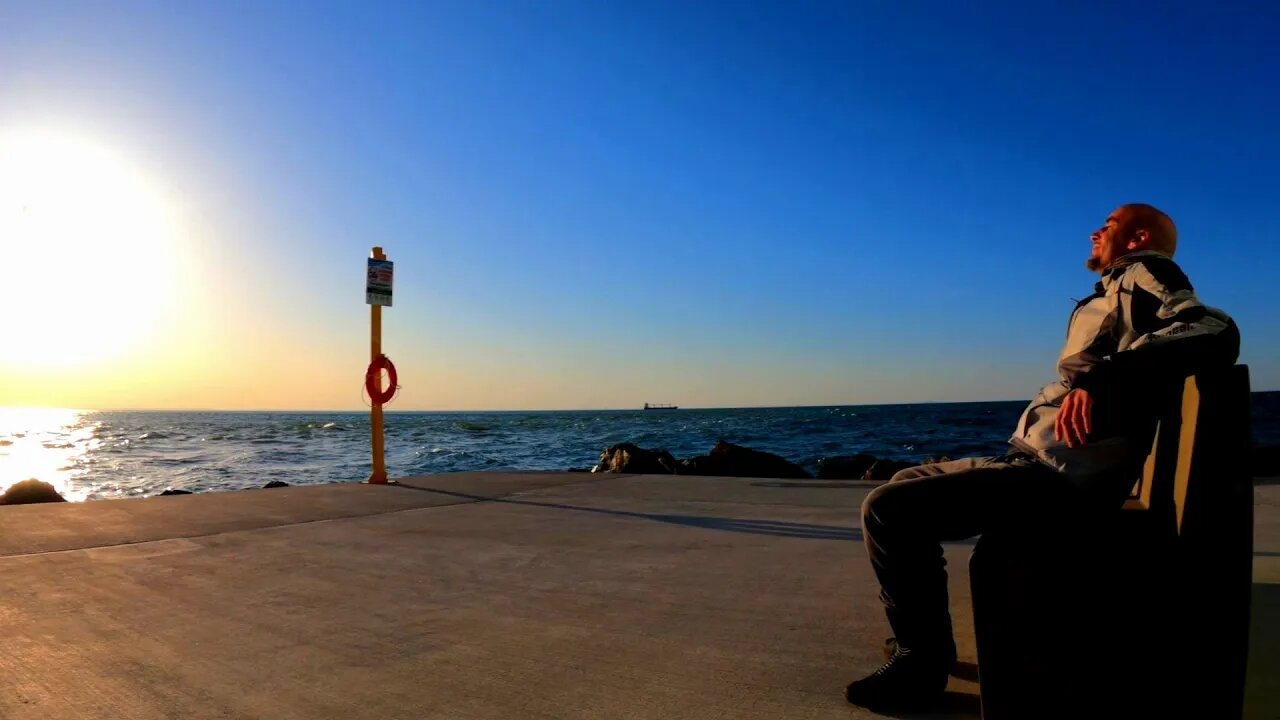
[860,453,1082,650]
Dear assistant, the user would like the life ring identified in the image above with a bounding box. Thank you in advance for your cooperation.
[365,355,398,405]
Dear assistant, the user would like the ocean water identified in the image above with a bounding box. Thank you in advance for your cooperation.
[2,394,1277,502]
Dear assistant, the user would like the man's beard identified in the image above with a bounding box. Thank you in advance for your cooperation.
[1085,256,1103,272]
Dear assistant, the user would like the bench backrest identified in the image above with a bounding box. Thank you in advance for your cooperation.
[1123,365,1252,542]
[1122,364,1253,717]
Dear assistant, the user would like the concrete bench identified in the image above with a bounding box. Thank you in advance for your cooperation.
[970,365,1253,719]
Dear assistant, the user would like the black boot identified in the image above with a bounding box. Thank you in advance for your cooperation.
[883,635,958,672]
[845,644,952,711]
[847,605,956,711]
[882,602,957,667]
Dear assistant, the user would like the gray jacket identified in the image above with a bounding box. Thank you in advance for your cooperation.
[1010,251,1240,491]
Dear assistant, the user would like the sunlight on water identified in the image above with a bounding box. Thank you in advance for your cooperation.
[0,407,94,501]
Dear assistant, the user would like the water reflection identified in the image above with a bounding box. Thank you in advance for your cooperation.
[0,407,94,501]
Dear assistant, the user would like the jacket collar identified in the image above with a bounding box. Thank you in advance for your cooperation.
[1099,250,1171,290]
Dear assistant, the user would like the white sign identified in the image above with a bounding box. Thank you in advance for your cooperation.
[366,259,393,306]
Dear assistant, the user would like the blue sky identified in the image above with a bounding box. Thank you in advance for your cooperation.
[2,1,1277,409]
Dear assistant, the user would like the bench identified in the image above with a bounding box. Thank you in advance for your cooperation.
[970,365,1253,719]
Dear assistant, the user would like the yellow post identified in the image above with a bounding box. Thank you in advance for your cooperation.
[368,246,388,484]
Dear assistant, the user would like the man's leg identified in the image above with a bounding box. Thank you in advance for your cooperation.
[866,456,995,662]
[847,455,1078,711]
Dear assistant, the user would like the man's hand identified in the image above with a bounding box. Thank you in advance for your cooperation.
[1056,388,1094,448]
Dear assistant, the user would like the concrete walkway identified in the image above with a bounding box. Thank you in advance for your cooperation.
[1,472,1276,719]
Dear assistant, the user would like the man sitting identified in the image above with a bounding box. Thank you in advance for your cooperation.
[845,203,1240,712]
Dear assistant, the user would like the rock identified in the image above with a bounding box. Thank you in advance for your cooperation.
[0,479,67,505]
[863,459,916,481]
[677,440,811,479]
[676,455,719,475]
[817,453,878,479]
[157,489,193,496]
[263,481,290,489]
[592,443,679,474]
[566,467,591,473]
[1254,445,1280,478]
[860,456,921,479]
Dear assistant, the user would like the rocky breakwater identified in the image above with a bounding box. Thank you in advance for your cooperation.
[0,480,296,505]
[1256,444,1280,480]
[591,441,1280,482]
[591,440,922,481]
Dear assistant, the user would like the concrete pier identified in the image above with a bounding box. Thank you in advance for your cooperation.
[2,472,1276,719]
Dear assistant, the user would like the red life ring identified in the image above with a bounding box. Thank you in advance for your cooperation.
[365,355,398,405]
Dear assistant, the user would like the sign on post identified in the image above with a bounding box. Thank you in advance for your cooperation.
[366,259,394,306]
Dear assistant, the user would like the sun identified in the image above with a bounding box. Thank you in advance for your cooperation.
[0,128,181,369]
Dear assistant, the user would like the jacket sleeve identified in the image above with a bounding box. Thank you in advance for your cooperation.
[1071,258,1240,396]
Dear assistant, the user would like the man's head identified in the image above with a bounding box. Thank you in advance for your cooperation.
[1086,203,1178,273]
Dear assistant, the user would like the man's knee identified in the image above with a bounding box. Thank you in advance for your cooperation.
[862,481,905,527]
[889,456,990,484]
[889,465,927,483]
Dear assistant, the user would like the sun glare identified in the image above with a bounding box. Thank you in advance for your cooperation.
[0,128,181,369]
[0,406,91,501]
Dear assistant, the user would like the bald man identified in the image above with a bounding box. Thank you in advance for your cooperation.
[845,204,1240,712]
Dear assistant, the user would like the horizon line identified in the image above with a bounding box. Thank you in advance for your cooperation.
[4,388,1278,414]
[2,398,1038,413]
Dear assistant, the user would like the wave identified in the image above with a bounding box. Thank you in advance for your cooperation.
[409,446,503,466]
[297,421,345,432]
[149,457,206,466]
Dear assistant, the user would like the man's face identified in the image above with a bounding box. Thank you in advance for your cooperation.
[1086,207,1135,273]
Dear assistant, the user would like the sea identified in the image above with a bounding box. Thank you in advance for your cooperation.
[3,393,1278,502]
